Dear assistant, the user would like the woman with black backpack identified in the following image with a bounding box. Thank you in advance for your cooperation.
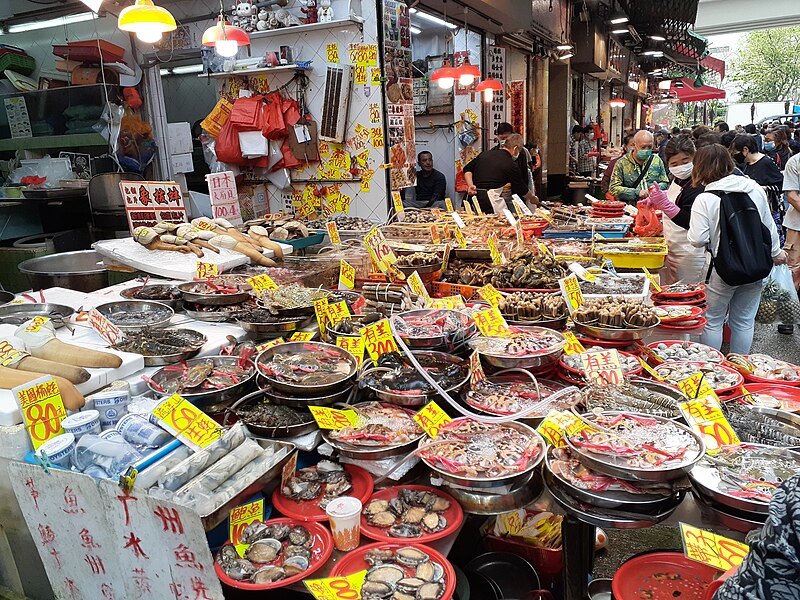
[687,144,786,354]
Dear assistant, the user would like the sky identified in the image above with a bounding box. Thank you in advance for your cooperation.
[706,32,743,101]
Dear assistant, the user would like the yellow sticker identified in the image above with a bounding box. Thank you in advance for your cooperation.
[638,357,664,380]
[337,334,365,367]
[445,197,454,212]
[230,499,264,557]
[477,284,504,308]
[581,349,625,386]
[362,319,399,362]
[247,273,279,294]
[430,224,441,245]
[472,196,484,216]
[473,307,513,337]
[151,393,224,450]
[407,271,430,303]
[326,300,351,326]
[196,261,219,280]
[488,234,503,265]
[326,43,339,63]
[498,510,525,536]
[679,397,741,454]
[24,316,50,333]
[453,226,467,249]
[326,221,341,245]
[441,244,452,273]
[426,295,466,310]
[290,331,316,342]
[677,372,719,402]
[680,523,749,572]
[643,267,662,293]
[464,201,474,217]
[338,259,355,290]
[559,275,584,313]
[413,400,453,439]
[0,340,26,367]
[364,226,398,273]
[537,409,596,448]
[305,571,368,600]
[538,243,552,257]
[314,297,330,337]
[256,338,285,352]
[562,331,586,355]
[308,406,360,430]
[15,377,67,451]
[392,191,404,214]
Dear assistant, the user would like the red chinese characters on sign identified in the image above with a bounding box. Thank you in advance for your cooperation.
[174,543,204,571]
[119,181,188,234]
[39,523,56,545]
[206,171,243,226]
[80,528,101,549]
[123,531,148,559]
[581,350,624,385]
[84,554,106,575]
[26,478,39,511]
[154,505,185,535]
[63,485,85,515]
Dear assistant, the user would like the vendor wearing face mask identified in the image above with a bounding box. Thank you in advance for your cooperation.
[608,130,669,204]
[645,135,708,284]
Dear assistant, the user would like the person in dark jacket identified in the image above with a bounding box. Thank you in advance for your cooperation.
[765,128,792,170]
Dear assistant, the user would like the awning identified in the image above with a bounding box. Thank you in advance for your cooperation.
[670,78,726,102]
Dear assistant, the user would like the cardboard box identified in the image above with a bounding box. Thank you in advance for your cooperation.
[168,122,193,155]
[171,153,194,174]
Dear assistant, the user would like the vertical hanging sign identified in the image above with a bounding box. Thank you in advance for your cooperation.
[486,46,506,136]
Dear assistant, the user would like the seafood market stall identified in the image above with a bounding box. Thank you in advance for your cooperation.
[2,204,800,600]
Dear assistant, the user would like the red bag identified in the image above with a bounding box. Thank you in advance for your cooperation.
[228,96,262,129]
[214,119,243,164]
[272,139,302,171]
[634,200,663,237]
[282,98,301,128]
[262,93,287,140]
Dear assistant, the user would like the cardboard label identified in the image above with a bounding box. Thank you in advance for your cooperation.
[247,274,279,294]
[472,197,484,216]
[562,331,586,355]
[392,191,404,214]
[229,499,264,557]
[473,307,513,337]
[445,197,454,212]
[151,393,223,450]
[326,221,341,245]
[638,357,664,380]
[441,244,452,273]
[206,171,243,226]
[478,284,504,308]
[581,349,625,385]
[364,227,397,273]
[413,401,452,439]
[309,406,359,430]
[488,234,504,265]
[326,301,351,326]
[643,267,662,292]
[497,510,525,536]
[196,261,219,280]
[88,309,124,345]
[679,397,740,454]
[338,260,355,290]
[256,338,285,352]
[680,523,749,571]
[537,409,596,448]
[305,571,368,600]
[14,376,67,450]
[362,319,399,362]
[503,209,517,227]
[314,298,330,337]
[512,194,533,216]
[337,334,365,367]
[559,275,584,313]
[427,296,465,310]
[407,271,430,303]
[289,331,316,342]
[569,261,597,282]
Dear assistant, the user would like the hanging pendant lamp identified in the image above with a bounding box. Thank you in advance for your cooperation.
[456,57,480,86]
[118,0,177,44]
[431,59,458,90]
[476,77,503,102]
[203,15,250,57]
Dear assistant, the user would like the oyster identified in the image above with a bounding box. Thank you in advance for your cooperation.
[388,523,422,538]
[239,521,270,545]
[282,478,322,501]
[282,555,309,577]
[325,477,354,498]
[421,513,447,533]
[252,565,285,584]
[395,547,429,566]
[265,523,290,541]
[224,558,257,581]
[366,564,406,586]
[367,511,397,527]
[285,545,312,560]
[244,538,281,563]
[365,548,396,566]
[288,526,312,547]
[216,544,239,568]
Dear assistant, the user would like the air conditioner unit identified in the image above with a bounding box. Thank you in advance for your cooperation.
[319,65,351,143]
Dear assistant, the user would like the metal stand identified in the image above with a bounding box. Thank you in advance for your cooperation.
[562,516,596,600]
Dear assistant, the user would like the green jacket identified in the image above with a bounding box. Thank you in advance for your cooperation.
[608,152,669,202]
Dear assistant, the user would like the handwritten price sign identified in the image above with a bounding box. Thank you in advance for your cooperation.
[255,338,285,352]
[427,296,465,310]
[290,331,316,342]
[326,43,339,63]
[247,273,279,294]
[581,349,625,385]
[677,372,719,402]
[305,570,368,600]
[196,261,219,280]
[314,298,330,337]
[679,398,740,454]
[453,226,467,249]
[0,340,26,367]
[680,523,749,571]
[368,103,381,124]
[413,400,452,439]
[326,301,351,326]
[337,334,365,367]
[229,499,264,556]
[24,316,50,333]
[14,376,67,450]
[89,309,124,345]
[478,284,503,307]
[392,191,404,214]
[362,319,398,362]
[488,234,504,265]
[558,275,584,313]
[326,221,341,245]
[308,406,359,430]
[407,271,430,303]
[537,409,596,448]
[152,393,223,450]
[473,307,513,337]
[339,260,355,290]
[562,331,586,355]
[363,226,397,273]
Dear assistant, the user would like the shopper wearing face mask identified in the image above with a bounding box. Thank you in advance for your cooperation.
[608,130,669,203]
[765,128,792,170]
[645,135,707,284]
[730,134,785,240]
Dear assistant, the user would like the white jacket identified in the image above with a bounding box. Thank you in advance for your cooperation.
[687,174,781,258]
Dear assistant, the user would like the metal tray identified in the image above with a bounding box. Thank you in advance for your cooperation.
[256,341,358,395]
[691,489,767,534]
[688,443,800,514]
[183,306,235,322]
[719,401,800,447]
[237,316,310,335]
[22,187,87,200]
[393,309,476,349]
[507,316,569,331]
[564,412,704,482]
[544,448,680,511]
[418,419,547,488]
[257,375,355,407]
[200,439,296,530]
[111,328,207,367]
[444,471,544,515]
[0,302,74,328]
[120,284,183,311]
[544,469,684,529]
[227,390,317,438]
[94,300,174,330]
[396,261,443,276]
[177,282,251,306]
[468,327,566,370]
[572,320,660,342]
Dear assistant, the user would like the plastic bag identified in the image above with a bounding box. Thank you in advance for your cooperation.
[214,119,243,164]
[757,264,800,324]
[229,96,263,129]
[262,93,287,140]
[634,199,663,237]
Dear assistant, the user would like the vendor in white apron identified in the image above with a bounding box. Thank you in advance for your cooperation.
[646,135,708,285]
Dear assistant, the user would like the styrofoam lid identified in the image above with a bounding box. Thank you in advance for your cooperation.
[61,410,100,429]
[40,432,76,458]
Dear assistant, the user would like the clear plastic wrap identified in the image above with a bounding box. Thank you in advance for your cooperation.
[172,438,263,502]
[134,445,193,490]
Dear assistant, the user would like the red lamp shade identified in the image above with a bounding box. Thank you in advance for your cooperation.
[203,16,250,56]
[609,98,628,108]
[431,59,458,89]
[476,77,503,101]
[455,59,480,86]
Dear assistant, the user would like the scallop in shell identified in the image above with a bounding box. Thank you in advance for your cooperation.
[252,565,285,584]
[244,538,281,563]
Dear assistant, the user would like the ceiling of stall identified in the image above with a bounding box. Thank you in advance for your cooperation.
[413,0,533,35]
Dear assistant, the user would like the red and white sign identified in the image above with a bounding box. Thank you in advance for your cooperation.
[119,181,188,235]
[205,171,243,226]
[89,309,124,345]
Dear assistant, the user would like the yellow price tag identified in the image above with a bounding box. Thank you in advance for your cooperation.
[538,243,551,257]
[581,349,625,386]
[444,197,454,212]
[325,43,339,63]
[407,271,430,303]
[314,298,330,337]
[562,331,586,355]
[679,397,740,454]
[309,406,360,430]
[453,226,467,249]
[680,523,749,571]
[24,316,50,333]
[678,372,719,401]
[256,338,285,352]
[230,499,264,557]
[196,261,219,280]
[290,331,316,342]
[559,275,584,313]
[472,196,484,216]
[441,244,452,273]
[151,393,224,450]
[362,319,399,362]
[364,226,397,273]
[638,357,664,380]
[413,400,452,439]
[537,409,597,448]
[338,259,355,290]
[426,295,465,310]
[498,510,525,536]
[473,307,513,337]
[464,200,473,217]
[247,273,279,294]
[478,284,504,307]
[337,334,365,367]
[326,300,351,326]
[392,191,404,214]
[488,234,503,265]
[305,571,368,600]
[430,224,441,244]
[326,221,341,245]
[14,377,67,450]
[0,340,26,367]
[643,267,662,293]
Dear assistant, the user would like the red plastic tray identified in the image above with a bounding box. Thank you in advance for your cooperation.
[655,284,707,299]
[272,464,374,522]
[658,317,708,331]
[359,485,463,544]
[737,382,800,412]
[644,340,723,366]
[652,291,707,306]
[214,518,333,591]
[656,305,705,323]
[331,541,456,600]
[612,551,719,600]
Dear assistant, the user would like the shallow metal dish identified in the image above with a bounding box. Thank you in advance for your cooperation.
[94,300,174,330]
[183,306,235,322]
[468,327,566,370]
[146,355,256,412]
[120,284,183,310]
[444,471,544,515]
[228,390,317,438]
[507,316,569,331]
[393,309,476,349]
[544,469,684,529]
[396,261,443,276]
[0,302,74,328]
[572,320,660,342]
[177,282,251,306]
[112,328,207,367]
[237,316,310,335]
[256,341,358,396]
[418,419,547,488]
[692,488,767,534]
[564,411,704,482]
[256,376,355,407]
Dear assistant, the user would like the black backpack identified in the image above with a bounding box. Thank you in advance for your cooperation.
[708,190,773,286]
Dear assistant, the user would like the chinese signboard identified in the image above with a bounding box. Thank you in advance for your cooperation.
[119,181,187,234]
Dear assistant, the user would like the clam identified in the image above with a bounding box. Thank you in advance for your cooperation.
[282,555,309,577]
[366,564,405,586]
[224,558,256,581]
[244,538,282,563]
[285,545,312,560]
[395,546,429,566]
[252,565,285,584]
[388,523,422,538]
[240,521,270,545]
[288,525,312,547]
[367,511,397,527]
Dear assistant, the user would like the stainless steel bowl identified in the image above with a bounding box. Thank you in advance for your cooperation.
[444,471,544,515]
[468,327,566,369]
[177,282,251,306]
[572,320,660,342]
[228,391,317,439]
[237,316,310,335]
[396,261,443,276]
[255,341,358,396]
[112,328,207,367]
[394,309,476,349]
[120,284,183,311]
[18,250,109,292]
[146,355,256,413]
[94,300,174,330]
[0,302,74,328]
[256,375,355,407]
[183,306,235,322]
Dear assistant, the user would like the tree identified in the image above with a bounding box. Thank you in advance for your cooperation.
[729,26,800,102]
